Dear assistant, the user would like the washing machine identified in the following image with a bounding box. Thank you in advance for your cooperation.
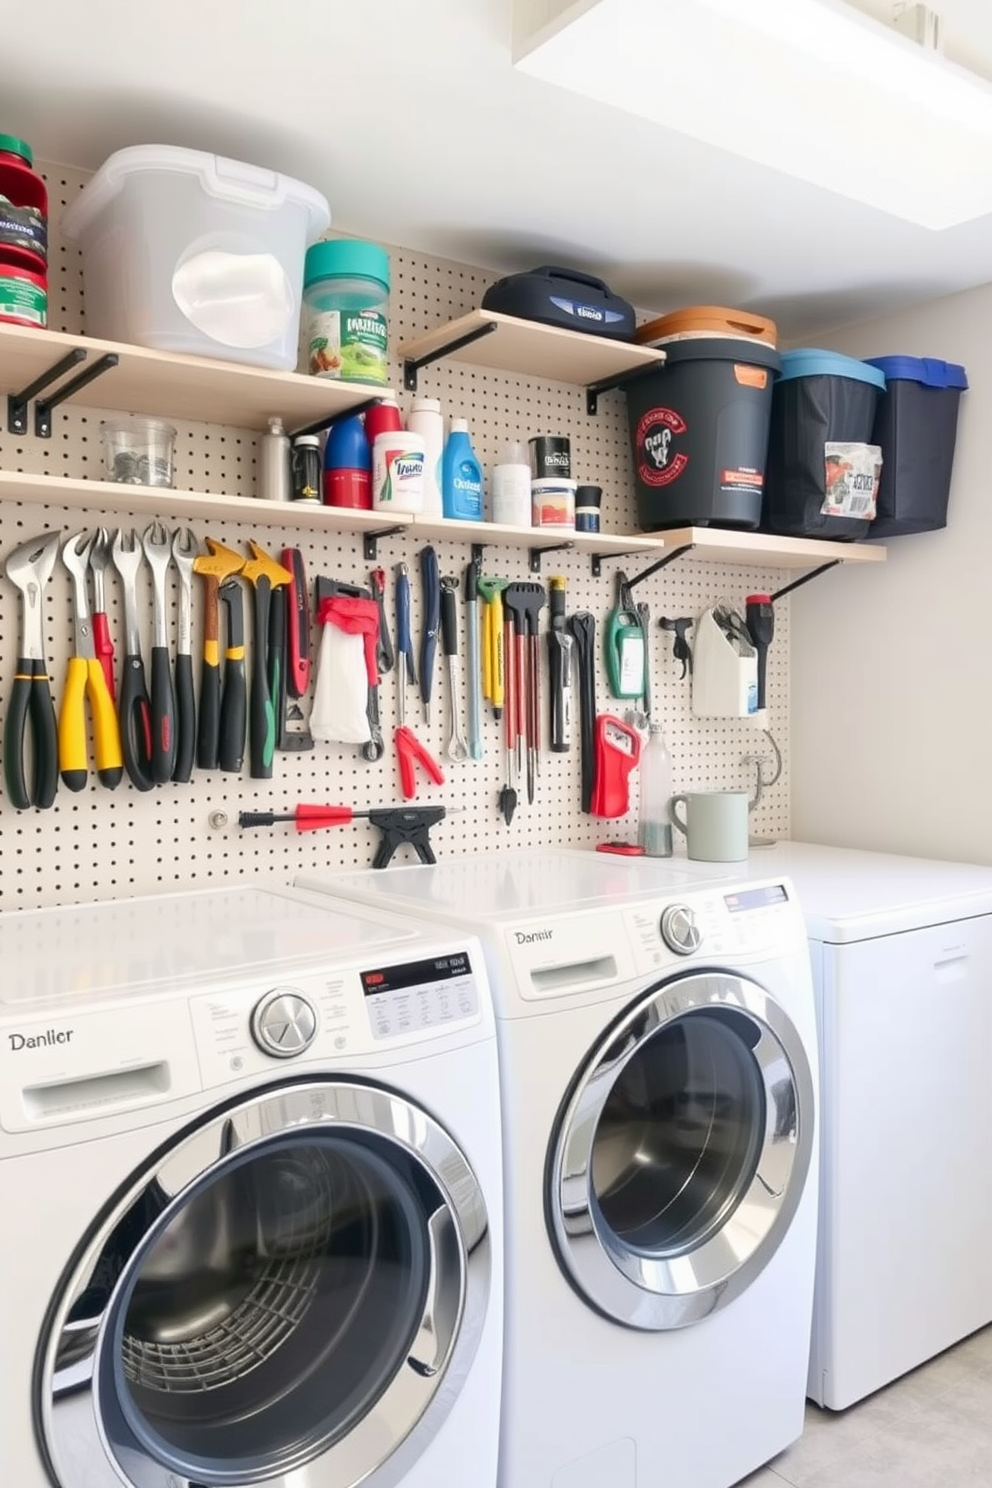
[0,884,503,1488]
[298,849,819,1488]
[726,841,992,1409]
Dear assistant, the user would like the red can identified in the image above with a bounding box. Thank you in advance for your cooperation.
[364,396,402,451]
[0,134,47,274]
[0,263,47,327]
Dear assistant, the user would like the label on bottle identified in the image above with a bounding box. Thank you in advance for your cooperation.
[0,268,46,327]
[450,462,483,519]
[0,197,47,264]
[307,306,388,384]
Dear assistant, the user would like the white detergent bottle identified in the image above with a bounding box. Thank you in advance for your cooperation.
[406,396,444,516]
[442,418,484,521]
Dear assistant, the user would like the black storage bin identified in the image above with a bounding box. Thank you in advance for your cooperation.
[863,356,968,537]
[625,337,780,531]
[763,349,885,540]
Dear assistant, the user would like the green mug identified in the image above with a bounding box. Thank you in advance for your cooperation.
[669,790,749,862]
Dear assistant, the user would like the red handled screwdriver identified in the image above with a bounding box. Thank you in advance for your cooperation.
[745,593,775,712]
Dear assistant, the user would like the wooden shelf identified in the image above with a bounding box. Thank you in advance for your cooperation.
[0,469,886,569]
[398,309,666,392]
[0,471,415,536]
[410,514,662,560]
[659,526,886,569]
[0,322,392,432]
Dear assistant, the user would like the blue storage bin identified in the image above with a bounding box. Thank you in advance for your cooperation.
[763,349,885,540]
[863,356,967,538]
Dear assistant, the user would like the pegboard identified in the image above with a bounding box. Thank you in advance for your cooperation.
[0,162,791,911]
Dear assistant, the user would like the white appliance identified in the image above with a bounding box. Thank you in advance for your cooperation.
[731,841,992,1410]
[1,884,503,1488]
[298,850,819,1488]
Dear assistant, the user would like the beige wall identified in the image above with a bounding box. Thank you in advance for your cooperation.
[790,282,992,863]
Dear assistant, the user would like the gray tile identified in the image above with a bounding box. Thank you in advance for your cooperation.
[769,1403,882,1486]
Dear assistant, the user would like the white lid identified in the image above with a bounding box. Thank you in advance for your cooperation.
[450,417,469,433]
[293,433,321,448]
[500,441,528,465]
[63,144,331,241]
[409,397,441,413]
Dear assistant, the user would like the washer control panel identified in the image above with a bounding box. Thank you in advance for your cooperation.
[189,945,481,1089]
[660,903,702,956]
[628,881,802,973]
[250,989,319,1058]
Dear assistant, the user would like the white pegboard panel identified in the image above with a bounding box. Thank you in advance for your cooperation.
[0,162,790,911]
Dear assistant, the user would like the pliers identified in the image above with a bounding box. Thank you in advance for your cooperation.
[60,531,123,791]
[111,528,154,791]
[3,532,60,810]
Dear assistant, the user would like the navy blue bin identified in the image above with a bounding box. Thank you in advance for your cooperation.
[864,356,967,538]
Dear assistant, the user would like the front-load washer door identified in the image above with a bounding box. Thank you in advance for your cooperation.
[37,1078,491,1488]
[548,971,814,1331]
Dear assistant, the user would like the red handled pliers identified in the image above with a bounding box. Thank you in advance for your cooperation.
[395,726,445,800]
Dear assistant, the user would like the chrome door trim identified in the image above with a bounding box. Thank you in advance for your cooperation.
[38,1078,491,1488]
[548,972,814,1331]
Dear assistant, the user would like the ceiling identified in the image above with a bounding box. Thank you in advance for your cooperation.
[8,0,992,338]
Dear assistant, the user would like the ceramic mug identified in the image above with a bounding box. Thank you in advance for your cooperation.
[669,790,749,862]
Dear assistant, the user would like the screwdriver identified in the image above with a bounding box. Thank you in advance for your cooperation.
[745,593,775,711]
[395,561,416,726]
[547,576,572,753]
[420,545,440,725]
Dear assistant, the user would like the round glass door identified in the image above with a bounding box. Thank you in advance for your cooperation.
[549,972,814,1331]
[40,1080,491,1488]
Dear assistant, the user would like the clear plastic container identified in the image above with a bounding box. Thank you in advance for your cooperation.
[102,416,177,488]
[302,239,390,385]
[62,146,330,370]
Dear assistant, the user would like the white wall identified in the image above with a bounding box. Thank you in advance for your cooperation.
[790,281,992,863]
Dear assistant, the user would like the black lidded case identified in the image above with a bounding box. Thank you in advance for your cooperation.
[482,265,636,341]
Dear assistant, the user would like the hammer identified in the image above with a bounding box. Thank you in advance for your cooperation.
[193,538,244,769]
[241,540,292,779]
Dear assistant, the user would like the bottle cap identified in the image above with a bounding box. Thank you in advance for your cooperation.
[267,416,285,435]
[575,484,603,507]
[410,397,441,414]
[450,417,469,433]
[293,433,321,448]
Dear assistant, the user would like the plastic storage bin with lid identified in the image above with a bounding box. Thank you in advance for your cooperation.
[763,349,885,541]
[625,335,780,531]
[634,304,777,348]
[862,356,968,538]
[61,145,330,370]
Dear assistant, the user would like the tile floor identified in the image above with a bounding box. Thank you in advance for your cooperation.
[738,1325,992,1487]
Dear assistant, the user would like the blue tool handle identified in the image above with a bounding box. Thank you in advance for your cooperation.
[396,568,411,658]
[419,546,439,713]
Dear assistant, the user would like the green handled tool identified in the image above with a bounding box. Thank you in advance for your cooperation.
[605,571,645,700]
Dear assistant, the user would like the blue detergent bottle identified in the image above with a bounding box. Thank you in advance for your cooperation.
[442,418,484,521]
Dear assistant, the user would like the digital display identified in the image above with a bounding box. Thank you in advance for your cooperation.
[361,952,472,997]
[724,884,789,913]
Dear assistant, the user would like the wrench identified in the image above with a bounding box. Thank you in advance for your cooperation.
[441,576,469,763]
[89,526,116,702]
[171,528,197,783]
[142,521,177,783]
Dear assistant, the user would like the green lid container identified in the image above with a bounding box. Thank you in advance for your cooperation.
[0,134,33,164]
[304,239,390,291]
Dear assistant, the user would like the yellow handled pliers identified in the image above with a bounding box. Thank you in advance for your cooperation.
[59,531,123,791]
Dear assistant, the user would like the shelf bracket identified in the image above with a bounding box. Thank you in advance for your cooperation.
[589,548,645,579]
[8,347,87,435]
[363,525,405,561]
[290,397,386,441]
[403,322,498,392]
[34,353,120,438]
[585,363,656,415]
[528,541,574,574]
[771,560,840,601]
[618,545,695,587]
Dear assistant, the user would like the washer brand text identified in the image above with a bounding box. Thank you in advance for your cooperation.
[515,929,553,944]
[8,1029,73,1050]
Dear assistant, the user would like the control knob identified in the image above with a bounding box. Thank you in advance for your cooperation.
[250,988,318,1058]
[660,904,703,956]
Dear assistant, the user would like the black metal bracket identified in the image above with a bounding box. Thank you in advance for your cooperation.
[34,353,119,438]
[586,363,658,415]
[771,561,841,601]
[529,541,574,574]
[621,545,695,587]
[291,397,385,441]
[8,347,87,435]
[363,526,405,561]
[471,543,485,568]
[589,548,647,578]
[403,322,498,392]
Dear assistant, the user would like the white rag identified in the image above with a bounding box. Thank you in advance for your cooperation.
[310,624,371,743]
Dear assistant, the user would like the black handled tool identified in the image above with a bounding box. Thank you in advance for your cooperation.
[660,616,694,679]
[283,546,311,698]
[242,541,292,779]
[237,802,451,869]
[419,546,440,725]
[111,528,154,793]
[171,527,197,784]
[3,532,60,810]
[547,576,572,753]
[568,610,597,813]
[218,578,247,773]
[746,593,775,711]
[371,566,394,674]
